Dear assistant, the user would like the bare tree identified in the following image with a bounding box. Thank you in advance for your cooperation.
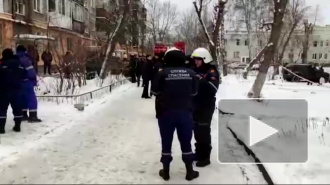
[301,5,319,64]
[99,0,131,86]
[248,0,289,98]
[148,0,178,44]
[271,0,309,78]
[175,8,209,53]
[193,0,228,72]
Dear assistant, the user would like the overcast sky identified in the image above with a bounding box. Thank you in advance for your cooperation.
[160,0,330,25]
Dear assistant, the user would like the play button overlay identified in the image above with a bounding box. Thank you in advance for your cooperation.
[249,116,278,147]
[217,99,308,164]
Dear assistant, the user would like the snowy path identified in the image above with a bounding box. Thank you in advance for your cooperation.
[0,84,265,184]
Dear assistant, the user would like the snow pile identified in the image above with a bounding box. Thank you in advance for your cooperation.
[219,74,330,183]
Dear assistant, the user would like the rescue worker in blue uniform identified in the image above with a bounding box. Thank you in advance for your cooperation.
[151,48,199,181]
[16,45,42,123]
[152,52,165,118]
[0,49,27,134]
[191,48,220,167]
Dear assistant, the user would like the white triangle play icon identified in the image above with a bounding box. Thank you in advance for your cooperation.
[249,116,278,147]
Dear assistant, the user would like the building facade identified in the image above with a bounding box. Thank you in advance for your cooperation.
[224,25,330,64]
[0,0,97,65]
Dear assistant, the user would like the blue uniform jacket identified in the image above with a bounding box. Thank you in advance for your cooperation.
[16,52,37,86]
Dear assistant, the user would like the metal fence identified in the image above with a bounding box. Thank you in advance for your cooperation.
[36,78,131,105]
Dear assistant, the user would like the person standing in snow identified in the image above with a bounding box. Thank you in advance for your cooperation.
[135,55,143,87]
[0,49,27,134]
[191,48,220,167]
[141,55,154,99]
[152,52,165,118]
[41,48,53,75]
[129,54,137,83]
[16,45,42,123]
[151,48,199,181]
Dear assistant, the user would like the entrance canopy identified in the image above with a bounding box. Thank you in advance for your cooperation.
[13,34,55,41]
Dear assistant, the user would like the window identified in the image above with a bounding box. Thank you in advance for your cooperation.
[67,38,73,51]
[320,41,324,47]
[245,40,248,46]
[319,53,323,59]
[325,53,328,59]
[15,2,25,15]
[58,0,65,15]
[327,41,329,46]
[73,4,84,22]
[258,40,262,47]
[312,53,317,59]
[314,41,318,47]
[234,51,240,58]
[91,0,96,8]
[236,39,240,46]
[34,0,42,13]
[49,0,56,12]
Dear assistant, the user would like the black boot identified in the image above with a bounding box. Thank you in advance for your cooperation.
[185,163,199,181]
[28,112,42,123]
[159,164,170,181]
[0,120,5,134]
[13,121,21,132]
[196,159,211,167]
[22,111,28,121]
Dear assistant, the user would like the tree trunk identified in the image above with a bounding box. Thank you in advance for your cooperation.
[243,44,270,79]
[302,23,312,64]
[249,0,288,98]
[99,0,130,86]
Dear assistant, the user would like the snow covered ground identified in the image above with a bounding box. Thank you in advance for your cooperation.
[3,71,330,184]
[218,74,330,184]
[0,82,266,184]
[36,74,126,96]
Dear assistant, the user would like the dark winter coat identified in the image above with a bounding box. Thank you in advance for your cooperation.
[194,63,220,109]
[136,58,143,76]
[142,59,154,80]
[41,51,53,64]
[0,55,26,91]
[17,52,37,86]
[152,50,198,114]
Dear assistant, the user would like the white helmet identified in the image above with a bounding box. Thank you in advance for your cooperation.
[165,47,180,55]
[191,48,213,64]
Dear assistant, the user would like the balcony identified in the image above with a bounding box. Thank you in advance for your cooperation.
[72,19,85,34]
[96,8,109,19]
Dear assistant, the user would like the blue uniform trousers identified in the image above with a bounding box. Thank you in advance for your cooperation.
[22,82,38,112]
[158,110,194,165]
[0,90,23,122]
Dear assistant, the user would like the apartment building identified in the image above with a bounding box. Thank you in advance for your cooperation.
[0,0,97,59]
[224,25,330,64]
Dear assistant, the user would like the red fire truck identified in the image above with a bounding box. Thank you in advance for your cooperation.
[154,42,186,55]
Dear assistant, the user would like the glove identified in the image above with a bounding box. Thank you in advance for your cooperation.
[196,73,204,80]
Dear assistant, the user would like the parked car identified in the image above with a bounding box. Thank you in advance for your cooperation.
[282,63,330,83]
